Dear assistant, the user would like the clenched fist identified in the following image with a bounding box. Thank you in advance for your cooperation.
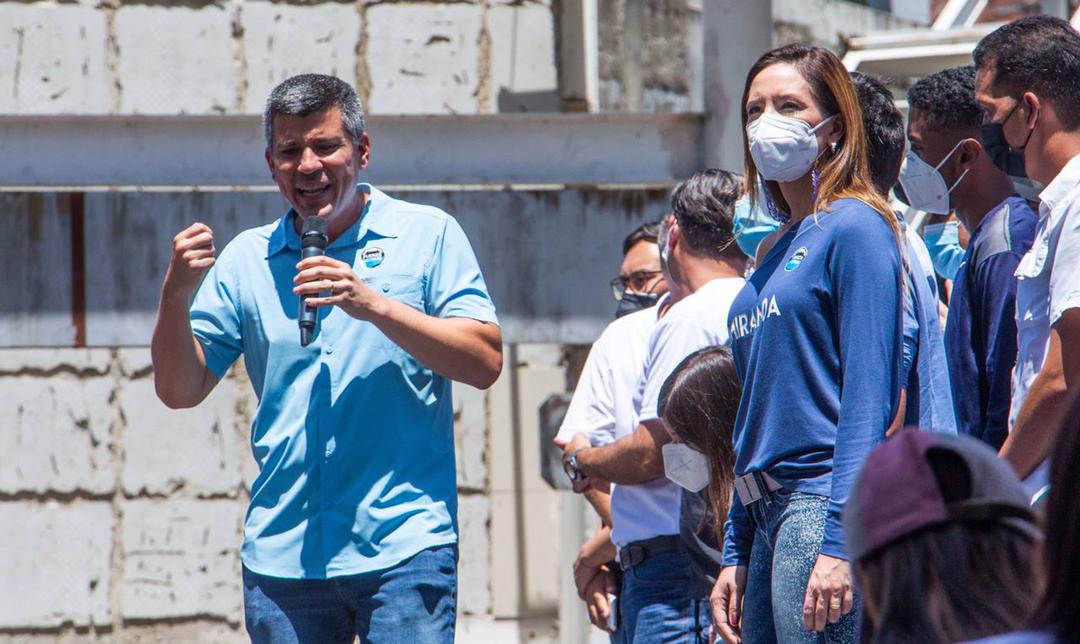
[164,223,216,298]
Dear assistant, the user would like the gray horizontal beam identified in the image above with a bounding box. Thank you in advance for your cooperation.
[1,186,673,347]
[0,113,705,188]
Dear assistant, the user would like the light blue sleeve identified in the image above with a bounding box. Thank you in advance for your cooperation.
[425,216,499,324]
[190,253,244,379]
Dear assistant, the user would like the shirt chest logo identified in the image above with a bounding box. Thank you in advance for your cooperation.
[784,247,808,271]
[362,247,385,268]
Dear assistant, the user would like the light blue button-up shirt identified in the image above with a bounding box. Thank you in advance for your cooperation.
[190,184,498,578]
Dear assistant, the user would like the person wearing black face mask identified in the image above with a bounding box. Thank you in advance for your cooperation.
[612,221,669,318]
[974,16,1080,502]
[554,218,669,638]
[905,65,1037,451]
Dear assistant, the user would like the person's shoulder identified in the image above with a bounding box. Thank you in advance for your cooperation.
[220,220,279,257]
[378,188,454,227]
[663,278,745,325]
[1007,196,1039,250]
[597,306,657,347]
[821,198,897,246]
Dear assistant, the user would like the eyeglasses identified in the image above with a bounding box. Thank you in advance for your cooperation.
[611,270,663,301]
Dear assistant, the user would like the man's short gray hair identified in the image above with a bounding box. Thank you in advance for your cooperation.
[263,74,366,148]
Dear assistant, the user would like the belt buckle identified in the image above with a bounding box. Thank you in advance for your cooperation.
[734,472,764,506]
[620,544,645,570]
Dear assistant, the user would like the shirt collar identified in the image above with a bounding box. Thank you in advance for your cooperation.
[1038,152,1080,216]
[267,184,399,256]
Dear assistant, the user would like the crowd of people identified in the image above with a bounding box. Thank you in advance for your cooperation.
[149,10,1080,644]
[557,15,1080,644]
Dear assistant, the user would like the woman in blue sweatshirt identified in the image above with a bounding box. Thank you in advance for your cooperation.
[711,45,904,644]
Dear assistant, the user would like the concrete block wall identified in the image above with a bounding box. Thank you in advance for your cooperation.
[0,344,573,641]
[0,0,558,117]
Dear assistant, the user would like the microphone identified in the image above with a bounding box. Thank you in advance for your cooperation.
[298,217,329,347]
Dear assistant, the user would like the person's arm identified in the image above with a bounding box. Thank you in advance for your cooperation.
[804,217,902,631]
[583,487,613,527]
[151,223,222,408]
[294,216,503,389]
[822,222,903,560]
[1000,318,1078,475]
[975,254,1023,448]
[565,420,669,486]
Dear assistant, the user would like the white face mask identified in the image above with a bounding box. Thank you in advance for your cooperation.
[747,113,836,183]
[662,442,710,493]
[897,140,969,215]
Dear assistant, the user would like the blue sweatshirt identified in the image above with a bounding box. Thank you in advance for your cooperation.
[944,195,1037,448]
[722,198,903,564]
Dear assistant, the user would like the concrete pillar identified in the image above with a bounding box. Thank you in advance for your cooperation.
[703,0,773,172]
[559,0,599,112]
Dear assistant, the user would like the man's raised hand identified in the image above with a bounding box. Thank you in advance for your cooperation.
[165,223,216,298]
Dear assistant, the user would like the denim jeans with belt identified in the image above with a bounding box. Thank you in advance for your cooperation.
[243,544,457,644]
[741,490,859,644]
[618,548,711,644]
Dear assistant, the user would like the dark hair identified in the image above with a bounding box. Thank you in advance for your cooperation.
[907,65,982,135]
[1033,389,1080,641]
[264,74,366,147]
[973,15,1080,130]
[670,169,742,260]
[658,346,741,543]
[856,522,1038,644]
[622,219,663,256]
[741,44,900,245]
[850,71,905,195]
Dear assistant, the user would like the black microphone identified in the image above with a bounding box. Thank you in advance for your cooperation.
[298,217,329,347]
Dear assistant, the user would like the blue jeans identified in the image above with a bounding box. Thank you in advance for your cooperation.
[243,544,457,644]
[619,548,711,643]
[742,490,859,644]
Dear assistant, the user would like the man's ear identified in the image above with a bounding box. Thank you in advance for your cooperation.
[1022,91,1041,130]
[357,132,372,170]
[959,138,981,167]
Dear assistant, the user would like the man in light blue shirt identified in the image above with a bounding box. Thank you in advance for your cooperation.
[151,74,502,644]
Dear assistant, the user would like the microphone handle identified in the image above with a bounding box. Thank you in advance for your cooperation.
[298,245,325,346]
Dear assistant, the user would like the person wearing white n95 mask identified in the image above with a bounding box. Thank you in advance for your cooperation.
[899,140,970,215]
[662,442,709,492]
[748,113,837,183]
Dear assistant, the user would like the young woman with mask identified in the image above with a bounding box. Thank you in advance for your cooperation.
[712,44,904,644]
[657,346,743,642]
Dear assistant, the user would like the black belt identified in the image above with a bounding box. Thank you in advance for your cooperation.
[618,534,681,570]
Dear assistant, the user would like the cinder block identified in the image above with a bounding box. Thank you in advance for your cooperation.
[454,384,487,492]
[243,3,360,112]
[115,5,235,114]
[0,502,112,628]
[488,3,558,113]
[0,377,115,495]
[366,4,483,114]
[121,499,242,622]
[120,376,243,497]
[0,5,110,114]
[0,348,111,375]
[457,494,491,616]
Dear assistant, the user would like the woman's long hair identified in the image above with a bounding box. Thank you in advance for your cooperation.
[1033,388,1080,641]
[741,43,900,244]
[856,522,1038,644]
[658,346,741,543]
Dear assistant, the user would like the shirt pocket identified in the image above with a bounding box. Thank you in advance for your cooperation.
[361,273,425,312]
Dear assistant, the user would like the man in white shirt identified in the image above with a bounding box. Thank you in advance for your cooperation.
[554,221,668,636]
[974,16,1080,498]
[562,169,747,643]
